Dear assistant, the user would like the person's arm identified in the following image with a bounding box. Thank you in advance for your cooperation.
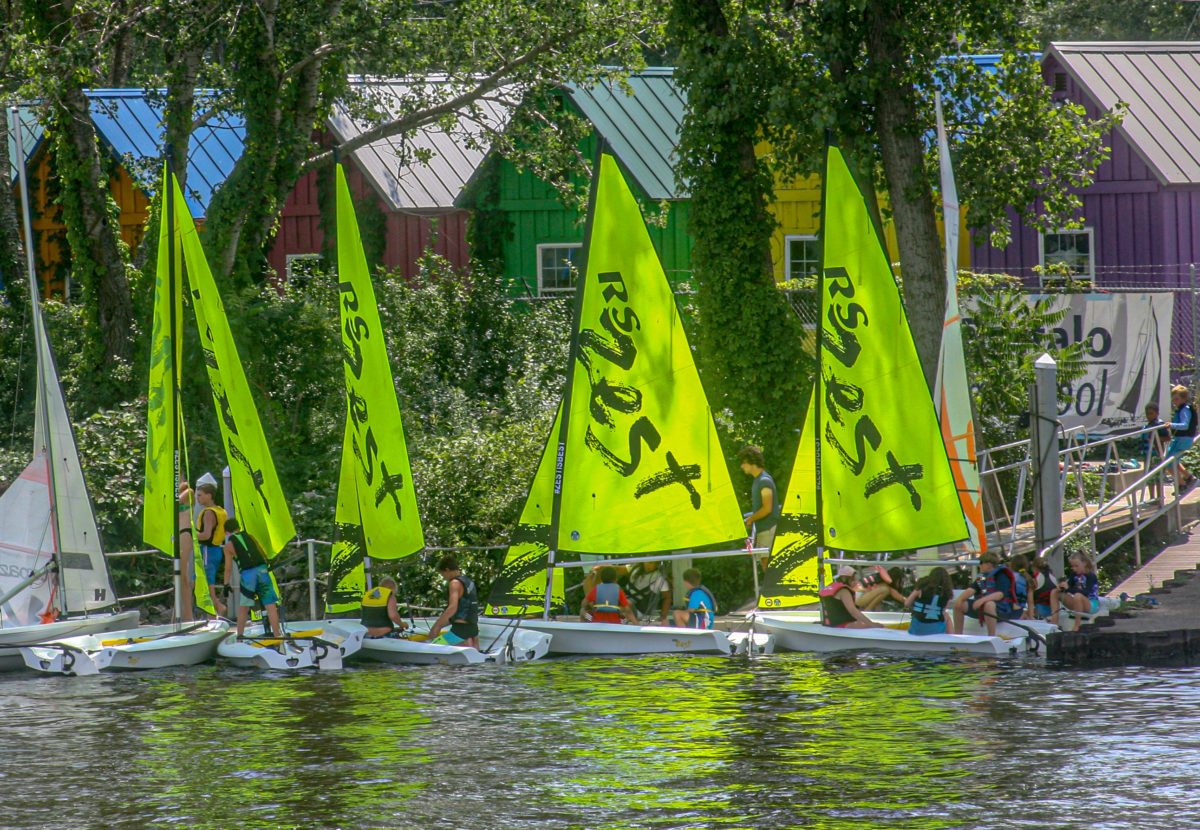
[387,592,409,630]
[581,588,596,616]
[1171,407,1193,431]
[840,589,878,627]
[745,487,774,529]
[620,590,638,624]
[903,589,919,609]
[198,510,216,545]
[427,580,462,639]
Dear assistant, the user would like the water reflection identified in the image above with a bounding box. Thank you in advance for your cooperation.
[4,657,1200,829]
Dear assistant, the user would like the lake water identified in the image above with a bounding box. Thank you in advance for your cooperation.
[0,654,1192,830]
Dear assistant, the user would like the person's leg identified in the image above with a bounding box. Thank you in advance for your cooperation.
[265,603,282,638]
[673,608,689,627]
[979,600,998,636]
[236,605,249,638]
[952,593,971,634]
[1048,587,1063,625]
[856,584,890,611]
[1064,593,1089,631]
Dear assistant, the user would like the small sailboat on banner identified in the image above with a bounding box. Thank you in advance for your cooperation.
[752,131,1042,657]
[479,148,756,656]
[320,161,549,665]
[0,110,140,671]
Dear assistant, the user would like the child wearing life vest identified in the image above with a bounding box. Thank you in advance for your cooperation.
[583,566,638,625]
[903,567,953,635]
[1028,555,1058,620]
[1167,386,1198,490]
[1049,551,1100,631]
[819,566,880,629]
[672,568,718,629]
[220,518,281,639]
[951,551,1022,636]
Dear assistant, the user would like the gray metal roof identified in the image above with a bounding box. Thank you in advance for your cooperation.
[1047,42,1200,185]
[566,68,687,200]
[328,79,510,211]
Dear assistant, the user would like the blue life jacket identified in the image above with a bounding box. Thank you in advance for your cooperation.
[910,591,945,625]
[976,566,1020,605]
[592,582,624,616]
[687,585,717,629]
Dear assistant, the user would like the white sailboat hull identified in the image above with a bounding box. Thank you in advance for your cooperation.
[0,609,140,671]
[20,620,227,675]
[481,616,732,656]
[217,619,364,671]
[347,619,552,665]
[754,612,1043,657]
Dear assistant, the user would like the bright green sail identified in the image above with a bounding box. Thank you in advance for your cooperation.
[326,162,424,612]
[761,146,967,607]
[556,151,744,554]
[484,403,566,616]
[173,175,296,556]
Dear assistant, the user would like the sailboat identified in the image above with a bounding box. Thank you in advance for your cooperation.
[479,148,754,656]
[0,110,140,670]
[317,160,549,665]
[751,136,1042,657]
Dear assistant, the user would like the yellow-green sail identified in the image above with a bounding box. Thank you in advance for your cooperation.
[172,174,296,556]
[327,417,367,613]
[556,151,744,553]
[484,403,566,616]
[761,146,967,607]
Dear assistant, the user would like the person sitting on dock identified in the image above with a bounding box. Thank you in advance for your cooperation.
[952,551,1022,636]
[1167,386,1198,491]
[219,518,281,640]
[1049,551,1100,632]
[582,566,639,625]
[903,566,953,635]
[673,568,717,629]
[1028,555,1059,620]
[819,566,880,629]
[427,555,480,649]
[361,577,409,639]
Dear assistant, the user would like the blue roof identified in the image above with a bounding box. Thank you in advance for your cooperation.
[7,105,46,182]
[85,90,244,216]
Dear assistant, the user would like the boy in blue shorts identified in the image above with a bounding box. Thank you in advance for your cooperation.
[219,518,281,639]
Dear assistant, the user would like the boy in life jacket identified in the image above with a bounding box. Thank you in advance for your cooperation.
[672,568,718,630]
[360,577,410,639]
[220,518,281,639]
[582,565,639,625]
[195,477,228,617]
[427,554,480,649]
[1167,386,1198,490]
[951,551,1022,636]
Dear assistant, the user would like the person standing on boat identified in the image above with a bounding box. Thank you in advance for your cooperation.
[427,555,479,649]
[951,551,1021,636]
[1166,386,1198,490]
[738,446,781,565]
[672,568,718,629]
[219,518,281,639]
[195,477,228,617]
[360,577,409,638]
[582,565,640,624]
[819,566,880,629]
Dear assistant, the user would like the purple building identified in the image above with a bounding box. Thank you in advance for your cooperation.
[971,42,1200,289]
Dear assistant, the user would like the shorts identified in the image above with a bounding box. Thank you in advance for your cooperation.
[433,630,466,645]
[753,525,776,555]
[202,544,224,584]
[239,564,279,606]
[1167,436,1194,464]
[994,601,1024,621]
[908,619,947,636]
[1035,603,1053,619]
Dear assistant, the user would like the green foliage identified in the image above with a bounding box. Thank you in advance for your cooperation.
[1024,0,1200,44]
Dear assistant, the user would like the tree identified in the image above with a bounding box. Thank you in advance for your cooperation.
[1025,0,1200,44]
[670,0,1119,399]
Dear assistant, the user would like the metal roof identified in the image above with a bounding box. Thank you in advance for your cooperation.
[1046,42,1200,185]
[328,79,510,211]
[566,68,686,201]
[7,105,45,181]
[84,89,245,215]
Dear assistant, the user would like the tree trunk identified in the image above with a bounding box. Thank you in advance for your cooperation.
[0,117,27,307]
[867,2,945,391]
[54,87,134,365]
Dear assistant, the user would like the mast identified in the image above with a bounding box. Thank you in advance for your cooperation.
[166,151,182,623]
[814,138,828,589]
[542,139,606,619]
[12,105,64,615]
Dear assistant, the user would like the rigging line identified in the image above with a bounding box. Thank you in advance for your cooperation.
[8,310,27,450]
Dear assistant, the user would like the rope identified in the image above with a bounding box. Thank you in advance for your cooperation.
[119,586,174,602]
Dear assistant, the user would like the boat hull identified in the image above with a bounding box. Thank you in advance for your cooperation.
[754,613,1039,657]
[480,616,732,656]
[217,620,364,671]
[20,621,228,675]
[0,609,141,671]
[348,619,552,665]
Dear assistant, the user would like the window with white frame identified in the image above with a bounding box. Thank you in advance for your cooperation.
[537,243,581,295]
[1039,229,1095,283]
[285,253,322,283]
[785,235,820,281]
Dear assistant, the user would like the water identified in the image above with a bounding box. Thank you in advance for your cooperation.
[0,655,1193,830]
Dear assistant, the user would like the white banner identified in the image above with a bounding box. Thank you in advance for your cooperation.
[1036,293,1174,434]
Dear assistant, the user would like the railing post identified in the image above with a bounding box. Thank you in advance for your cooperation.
[1032,354,1064,574]
[307,539,318,620]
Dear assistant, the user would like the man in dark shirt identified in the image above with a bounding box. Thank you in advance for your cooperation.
[738,445,781,565]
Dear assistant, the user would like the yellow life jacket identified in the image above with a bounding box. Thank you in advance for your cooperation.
[361,586,394,629]
[196,505,227,546]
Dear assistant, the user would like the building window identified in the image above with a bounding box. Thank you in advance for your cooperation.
[537,244,581,295]
[285,253,322,284]
[785,235,820,281]
[1039,229,1094,284]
